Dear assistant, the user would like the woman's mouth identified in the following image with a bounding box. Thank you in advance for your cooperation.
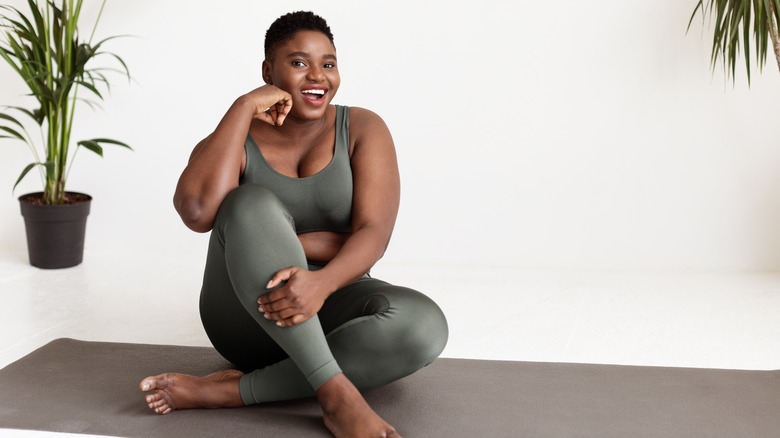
[301,89,326,102]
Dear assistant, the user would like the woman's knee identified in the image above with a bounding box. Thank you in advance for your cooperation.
[215,184,292,229]
[389,288,449,368]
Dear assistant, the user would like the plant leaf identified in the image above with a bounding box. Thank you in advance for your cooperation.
[0,125,25,141]
[13,161,39,191]
[688,1,705,32]
[85,137,133,151]
[4,106,41,125]
[74,79,103,99]
[77,140,103,157]
[690,0,777,85]
[0,113,24,128]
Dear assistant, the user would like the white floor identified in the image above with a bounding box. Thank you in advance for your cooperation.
[2,247,780,437]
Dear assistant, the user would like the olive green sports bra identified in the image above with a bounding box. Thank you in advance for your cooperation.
[239,105,353,234]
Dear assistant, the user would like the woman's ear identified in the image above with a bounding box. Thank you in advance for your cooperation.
[262,60,272,85]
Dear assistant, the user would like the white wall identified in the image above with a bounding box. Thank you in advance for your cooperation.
[1,0,779,272]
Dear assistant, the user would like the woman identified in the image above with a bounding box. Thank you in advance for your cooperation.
[139,11,447,438]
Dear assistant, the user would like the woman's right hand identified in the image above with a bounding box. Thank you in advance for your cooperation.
[240,85,293,126]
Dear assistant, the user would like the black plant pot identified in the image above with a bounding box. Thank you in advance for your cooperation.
[19,192,92,269]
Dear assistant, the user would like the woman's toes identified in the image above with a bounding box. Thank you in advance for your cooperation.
[140,376,160,392]
[152,402,171,414]
[145,392,165,404]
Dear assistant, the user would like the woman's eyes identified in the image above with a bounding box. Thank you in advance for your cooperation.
[290,61,336,69]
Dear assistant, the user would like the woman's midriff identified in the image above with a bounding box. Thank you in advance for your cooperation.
[298,230,349,263]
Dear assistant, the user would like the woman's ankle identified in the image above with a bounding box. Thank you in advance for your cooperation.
[315,373,360,411]
[315,373,399,437]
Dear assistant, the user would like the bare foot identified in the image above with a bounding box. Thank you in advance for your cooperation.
[139,369,244,415]
[317,373,400,438]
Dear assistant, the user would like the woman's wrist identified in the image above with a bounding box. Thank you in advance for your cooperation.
[312,266,347,298]
[232,94,259,118]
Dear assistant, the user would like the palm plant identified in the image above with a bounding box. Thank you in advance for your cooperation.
[689,0,780,84]
[0,0,130,205]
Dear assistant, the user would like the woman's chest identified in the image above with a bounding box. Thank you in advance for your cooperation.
[260,135,335,179]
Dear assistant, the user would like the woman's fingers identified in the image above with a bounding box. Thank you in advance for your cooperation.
[255,111,275,126]
[259,301,310,327]
[265,267,297,289]
[255,102,288,126]
[273,96,293,125]
[263,305,296,319]
[246,85,292,126]
[276,314,309,328]
[257,267,322,327]
[258,291,299,312]
[258,266,301,314]
[265,307,304,322]
[257,289,311,327]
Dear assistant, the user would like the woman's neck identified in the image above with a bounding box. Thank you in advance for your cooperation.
[265,106,332,144]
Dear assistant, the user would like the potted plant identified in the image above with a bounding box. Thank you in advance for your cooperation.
[0,0,130,268]
[688,0,780,83]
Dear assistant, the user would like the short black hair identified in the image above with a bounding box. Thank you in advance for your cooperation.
[264,11,334,61]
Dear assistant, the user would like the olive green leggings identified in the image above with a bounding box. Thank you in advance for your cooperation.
[198,184,449,404]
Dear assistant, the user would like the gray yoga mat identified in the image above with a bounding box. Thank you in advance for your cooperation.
[0,338,778,437]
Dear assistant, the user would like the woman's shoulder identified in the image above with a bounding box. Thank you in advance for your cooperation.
[344,106,389,134]
[342,106,393,157]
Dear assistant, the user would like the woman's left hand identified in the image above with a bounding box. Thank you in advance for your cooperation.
[258,267,331,327]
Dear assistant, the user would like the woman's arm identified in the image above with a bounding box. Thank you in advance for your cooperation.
[317,106,400,281]
[260,107,400,326]
[173,85,292,232]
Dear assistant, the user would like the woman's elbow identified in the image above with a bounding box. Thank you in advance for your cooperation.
[174,196,214,233]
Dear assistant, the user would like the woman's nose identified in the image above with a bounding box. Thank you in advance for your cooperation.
[307,65,325,81]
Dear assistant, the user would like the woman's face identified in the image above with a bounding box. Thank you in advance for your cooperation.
[263,30,340,121]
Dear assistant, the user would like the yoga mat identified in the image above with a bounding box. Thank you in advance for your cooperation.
[0,339,778,437]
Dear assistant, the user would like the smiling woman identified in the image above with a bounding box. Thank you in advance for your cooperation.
[138,11,448,438]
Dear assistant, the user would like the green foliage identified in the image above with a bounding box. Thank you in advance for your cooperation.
[0,0,131,204]
[689,0,780,85]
